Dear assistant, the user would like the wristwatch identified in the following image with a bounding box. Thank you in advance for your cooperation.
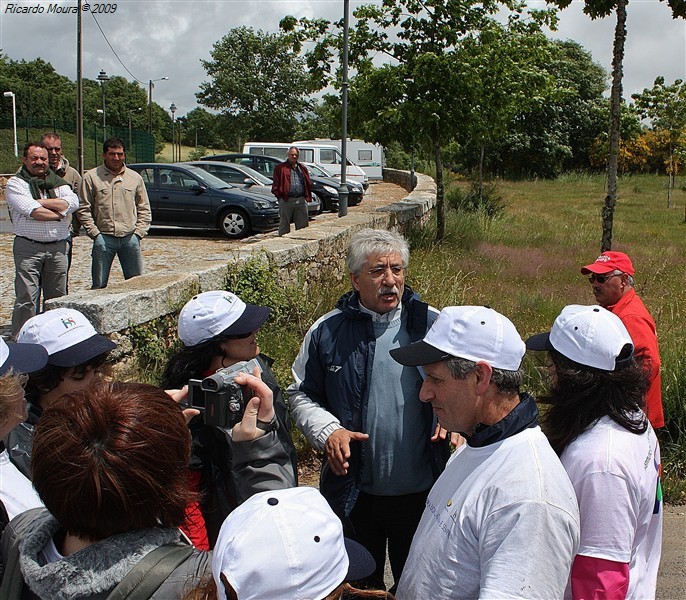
[256,415,278,432]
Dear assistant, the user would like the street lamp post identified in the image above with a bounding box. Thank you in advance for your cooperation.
[195,126,203,150]
[97,69,109,143]
[169,103,177,162]
[3,91,17,157]
[338,0,350,217]
[148,76,169,133]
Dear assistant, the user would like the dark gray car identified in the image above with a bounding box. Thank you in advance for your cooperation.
[128,163,279,239]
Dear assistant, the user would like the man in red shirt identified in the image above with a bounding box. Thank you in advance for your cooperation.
[580,251,664,428]
[271,146,311,236]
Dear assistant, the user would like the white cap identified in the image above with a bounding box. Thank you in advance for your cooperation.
[211,487,375,600]
[177,291,271,347]
[391,305,525,371]
[17,308,115,368]
[526,305,634,371]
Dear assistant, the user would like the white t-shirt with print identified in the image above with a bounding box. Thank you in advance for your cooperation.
[561,416,662,600]
[396,426,580,600]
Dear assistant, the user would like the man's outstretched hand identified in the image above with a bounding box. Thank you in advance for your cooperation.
[325,427,369,475]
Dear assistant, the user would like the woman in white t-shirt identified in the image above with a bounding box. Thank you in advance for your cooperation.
[526,305,662,600]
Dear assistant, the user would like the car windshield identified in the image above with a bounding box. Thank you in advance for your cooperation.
[306,163,333,177]
[233,164,272,185]
[183,165,234,189]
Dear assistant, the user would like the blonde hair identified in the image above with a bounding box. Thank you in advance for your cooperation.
[0,370,27,427]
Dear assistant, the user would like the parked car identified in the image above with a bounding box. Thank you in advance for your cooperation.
[201,153,362,211]
[303,162,365,198]
[184,160,321,216]
[128,163,279,239]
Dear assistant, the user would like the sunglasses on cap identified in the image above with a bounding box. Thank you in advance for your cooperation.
[588,273,622,284]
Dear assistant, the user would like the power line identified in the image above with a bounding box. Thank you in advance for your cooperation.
[90,12,145,85]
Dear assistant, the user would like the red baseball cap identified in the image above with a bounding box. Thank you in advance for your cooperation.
[580,251,635,276]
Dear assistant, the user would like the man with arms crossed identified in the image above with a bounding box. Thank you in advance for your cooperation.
[289,229,450,592]
[390,305,580,599]
[78,137,151,289]
[6,142,79,337]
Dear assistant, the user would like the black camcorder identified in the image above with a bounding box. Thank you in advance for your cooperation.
[187,358,262,428]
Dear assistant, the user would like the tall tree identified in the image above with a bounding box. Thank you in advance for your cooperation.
[481,40,608,178]
[549,0,686,251]
[197,26,314,142]
[632,77,686,207]
[288,1,552,240]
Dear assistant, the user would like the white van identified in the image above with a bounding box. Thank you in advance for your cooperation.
[242,141,369,189]
[295,139,385,180]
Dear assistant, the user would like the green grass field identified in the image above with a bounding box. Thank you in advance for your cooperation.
[254,172,686,501]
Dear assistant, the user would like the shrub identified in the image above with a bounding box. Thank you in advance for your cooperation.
[446,181,507,218]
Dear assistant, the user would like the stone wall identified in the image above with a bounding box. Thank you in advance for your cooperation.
[46,171,436,365]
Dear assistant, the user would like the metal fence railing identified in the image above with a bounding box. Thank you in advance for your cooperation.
[0,118,156,173]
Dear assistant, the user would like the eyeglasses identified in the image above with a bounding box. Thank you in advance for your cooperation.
[367,265,404,278]
[588,273,622,284]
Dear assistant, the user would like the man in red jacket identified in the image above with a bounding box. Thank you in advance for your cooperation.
[271,146,311,236]
[580,251,664,428]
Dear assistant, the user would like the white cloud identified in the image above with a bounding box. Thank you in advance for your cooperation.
[1,0,683,116]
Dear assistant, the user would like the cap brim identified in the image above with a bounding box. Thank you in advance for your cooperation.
[0,342,49,375]
[344,538,376,582]
[220,304,271,337]
[580,264,614,275]
[524,332,553,352]
[49,335,116,367]
[389,340,451,367]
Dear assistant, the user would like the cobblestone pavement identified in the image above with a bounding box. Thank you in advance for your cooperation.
[0,182,408,331]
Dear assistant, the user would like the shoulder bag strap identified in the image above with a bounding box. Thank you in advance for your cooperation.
[106,542,195,600]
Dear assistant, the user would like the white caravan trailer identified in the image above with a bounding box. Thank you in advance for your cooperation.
[295,139,385,180]
[242,141,369,188]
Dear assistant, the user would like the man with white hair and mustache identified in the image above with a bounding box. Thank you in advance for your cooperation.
[289,228,451,593]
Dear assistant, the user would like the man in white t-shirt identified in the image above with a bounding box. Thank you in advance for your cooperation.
[390,306,580,600]
[526,305,662,599]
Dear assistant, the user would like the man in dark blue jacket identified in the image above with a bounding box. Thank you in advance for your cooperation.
[289,229,450,593]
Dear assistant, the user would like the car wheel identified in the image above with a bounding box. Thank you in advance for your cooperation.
[219,208,251,239]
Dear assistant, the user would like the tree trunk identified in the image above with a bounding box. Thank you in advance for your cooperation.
[479,142,485,202]
[601,0,627,252]
[667,144,674,208]
[434,136,445,241]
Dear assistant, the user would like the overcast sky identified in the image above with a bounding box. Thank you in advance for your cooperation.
[1,1,684,120]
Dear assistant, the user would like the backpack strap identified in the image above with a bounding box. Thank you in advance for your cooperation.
[0,507,49,600]
[106,542,195,600]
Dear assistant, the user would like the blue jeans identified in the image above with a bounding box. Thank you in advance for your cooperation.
[91,233,143,289]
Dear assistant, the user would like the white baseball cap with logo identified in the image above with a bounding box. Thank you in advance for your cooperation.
[17,308,116,368]
[177,290,271,347]
[525,304,634,371]
[390,305,525,371]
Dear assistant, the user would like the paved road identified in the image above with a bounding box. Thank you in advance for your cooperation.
[0,181,407,332]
